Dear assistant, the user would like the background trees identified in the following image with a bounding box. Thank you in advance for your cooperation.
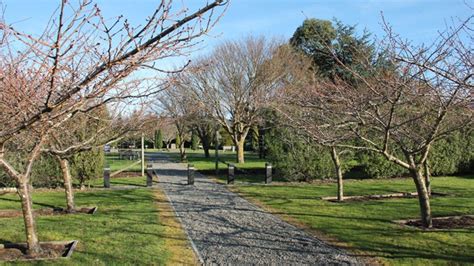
[180,36,306,163]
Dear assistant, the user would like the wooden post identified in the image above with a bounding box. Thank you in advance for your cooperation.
[146,164,153,187]
[141,133,145,177]
[227,164,235,184]
[265,163,272,184]
[104,166,110,188]
[215,131,219,176]
[188,164,195,185]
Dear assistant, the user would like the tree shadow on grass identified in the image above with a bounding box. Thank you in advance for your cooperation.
[0,197,58,209]
[360,240,474,263]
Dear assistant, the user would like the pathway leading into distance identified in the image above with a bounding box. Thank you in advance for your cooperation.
[153,154,360,265]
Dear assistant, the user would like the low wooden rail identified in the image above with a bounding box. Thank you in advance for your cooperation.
[0,187,17,195]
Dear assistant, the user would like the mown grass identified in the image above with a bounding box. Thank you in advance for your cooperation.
[0,188,172,265]
[87,176,149,188]
[165,149,267,170]
[232,175,474,265]
[105,153,142,172]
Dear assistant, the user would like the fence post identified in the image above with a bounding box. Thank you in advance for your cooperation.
[146,164,153,187]
[104,166,110,188]
[265,163,272,184]
[227,164,235,184]
[188,164,195,185]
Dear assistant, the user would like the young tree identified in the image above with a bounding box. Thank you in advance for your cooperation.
[284,17,473,227]
[0,0,226,254]
[42,106,144,212]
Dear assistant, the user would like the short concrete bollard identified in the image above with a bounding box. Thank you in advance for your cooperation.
[265,163,272,184]
[146,164,153,187]
[188,164,195,185]
[104,167,110,188]
[227,164,235,184]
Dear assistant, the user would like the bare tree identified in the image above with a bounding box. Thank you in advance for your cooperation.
[162,77,216,158]
[181,37,303,163]
[0,0,226,255]
[160,118,178,150]
[190,113,216,158]
[156,85,194,161]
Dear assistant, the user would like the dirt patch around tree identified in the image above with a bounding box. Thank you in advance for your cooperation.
[322,191,447,202]
[0,240,78,262]
[395,215,474,230]
[0,207,97,218]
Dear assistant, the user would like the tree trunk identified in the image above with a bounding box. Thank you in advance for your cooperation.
[236,138,245,164]
[330,146,344,201]
[179,142,187,161]
[410,167,433,228]
[424,160,431,196]
[58,157,75,212]
[202,137,210,158]
[17,179,42,255]
[203,147,210,158]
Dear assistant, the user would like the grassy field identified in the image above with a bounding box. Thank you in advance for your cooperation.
[165,149,267,170]
[0,184,191,264]
[105,153,142,172]
[230,175,474,265]
[87,176,150,188]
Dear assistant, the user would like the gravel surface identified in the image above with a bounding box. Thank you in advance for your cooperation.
[154,156,361,265]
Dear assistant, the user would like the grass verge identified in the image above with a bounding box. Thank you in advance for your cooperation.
[105,153,142,172]
[154,188,197,265]
[164,149,267,171]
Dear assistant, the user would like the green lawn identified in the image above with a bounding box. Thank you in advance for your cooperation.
[232,175,474,265]
[0,188,170,264]
[165,149,267,170]
[105,153,142,172]
[86,176,151,188]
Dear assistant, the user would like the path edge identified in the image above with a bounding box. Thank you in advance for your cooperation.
[154,169,205,265]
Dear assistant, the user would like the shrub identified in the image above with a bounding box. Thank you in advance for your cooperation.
[70,148,104,188]
[429,130,473,175]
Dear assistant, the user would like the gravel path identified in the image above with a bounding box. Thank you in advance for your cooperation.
[154,156,360,265]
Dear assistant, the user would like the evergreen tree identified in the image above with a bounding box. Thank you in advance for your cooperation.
[191,131,199,150]
[155,129,163,149]
[175,133,181,149]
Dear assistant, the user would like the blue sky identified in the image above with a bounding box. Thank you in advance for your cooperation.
[3,0,472,65]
